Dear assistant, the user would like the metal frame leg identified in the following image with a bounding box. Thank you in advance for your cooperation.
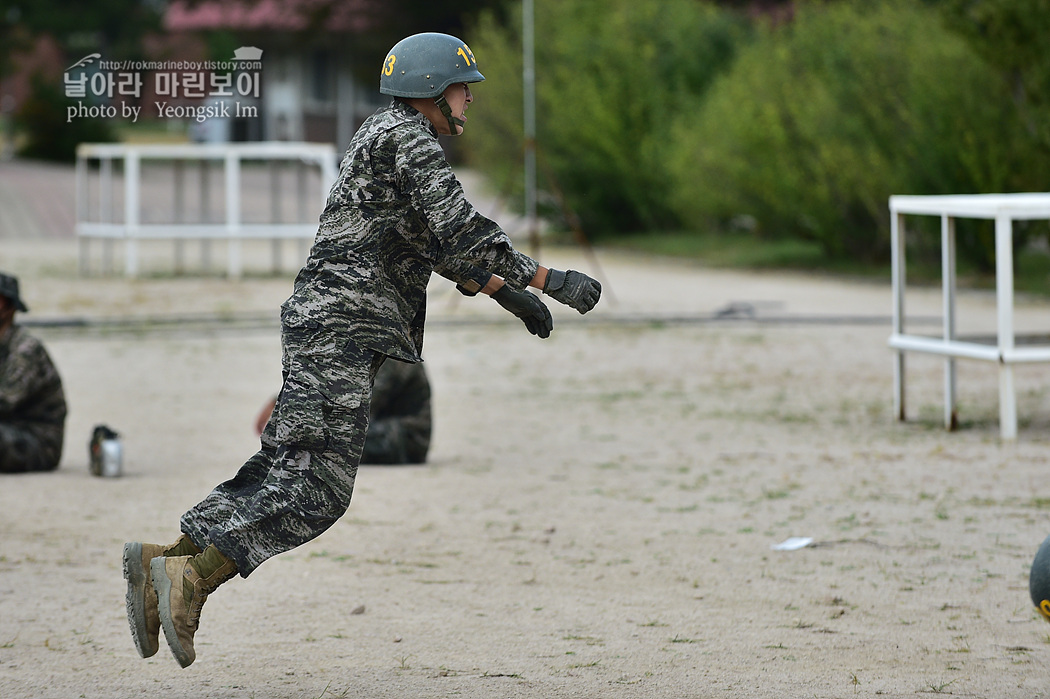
[891,210,906,421]
[995,214,1017,439]
[942,215,957,430]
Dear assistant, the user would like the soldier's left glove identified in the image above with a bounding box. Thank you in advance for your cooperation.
[492,286,553,339]
[542,268,601,314]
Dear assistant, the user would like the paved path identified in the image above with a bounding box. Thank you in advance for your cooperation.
[0,159,77,240]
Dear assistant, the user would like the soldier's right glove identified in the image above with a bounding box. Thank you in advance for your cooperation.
[542,268,601,314]
[492,286,553,339]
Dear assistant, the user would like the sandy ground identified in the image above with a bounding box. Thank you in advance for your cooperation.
[3,192,1050,697]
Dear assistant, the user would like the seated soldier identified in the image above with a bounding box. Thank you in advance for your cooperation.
[255,359,431,464]
[0,272,67,473]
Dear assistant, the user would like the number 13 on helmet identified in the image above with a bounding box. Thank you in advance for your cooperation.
[379,32,486,99]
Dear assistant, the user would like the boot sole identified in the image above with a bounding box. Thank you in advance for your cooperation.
[151,557,195,668]
[122,542,158,658]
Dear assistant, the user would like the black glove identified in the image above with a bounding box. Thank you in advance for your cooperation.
[492,286,553,339]
[542,268,601,314]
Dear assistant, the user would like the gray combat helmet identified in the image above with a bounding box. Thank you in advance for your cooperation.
[1032,533,1050,622]
[380,32,485,134]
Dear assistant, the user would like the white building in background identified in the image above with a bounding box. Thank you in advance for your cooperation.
[165,0,385,147]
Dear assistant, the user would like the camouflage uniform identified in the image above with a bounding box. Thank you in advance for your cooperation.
[0,324,67,473]
[180,100,537,576]
[361,360,431,465]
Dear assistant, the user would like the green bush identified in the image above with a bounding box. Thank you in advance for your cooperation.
[14,74,116,162]
[466,0,749,238]
[667,0,1047,267]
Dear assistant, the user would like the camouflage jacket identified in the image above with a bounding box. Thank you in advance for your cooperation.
[0,323,67,449]
[281,100,538,362]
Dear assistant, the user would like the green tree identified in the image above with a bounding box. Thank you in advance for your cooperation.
[1,0,135,160]
[466,0,750,237]
[13,75,115,161]
[0,0,161,75]
[667,0,1044,265]
[323,0,515,85]
[939,0,1050,151]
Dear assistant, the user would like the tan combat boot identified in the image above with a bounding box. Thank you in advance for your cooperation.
[123,534,201,658]
[152,544,237,668]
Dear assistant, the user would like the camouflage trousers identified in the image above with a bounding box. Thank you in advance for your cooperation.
[180,322,385,577]
[0,423,62,473]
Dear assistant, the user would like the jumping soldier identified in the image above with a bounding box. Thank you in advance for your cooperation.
[123,32,601,668]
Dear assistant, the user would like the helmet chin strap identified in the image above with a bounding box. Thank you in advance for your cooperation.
[433,94,464,134]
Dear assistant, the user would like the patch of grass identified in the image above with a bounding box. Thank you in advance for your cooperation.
[563,634,605,645]
[565,660,601,669]
[434,667,463,677]
[604,232,841,273]
[922,677,960,693]
[639,619,669,628]
[669,635,700,644]
[601,230,1050,297]
[313,681,351,699]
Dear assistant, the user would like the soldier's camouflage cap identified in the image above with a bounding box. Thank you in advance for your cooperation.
[0,272,28,312]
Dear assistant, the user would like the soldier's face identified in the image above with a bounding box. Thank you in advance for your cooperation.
[443,82,473,135]
[0,298,12,328]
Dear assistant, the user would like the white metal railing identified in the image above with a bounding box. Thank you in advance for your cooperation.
[889,192,1050,439]
[75,141,338,278]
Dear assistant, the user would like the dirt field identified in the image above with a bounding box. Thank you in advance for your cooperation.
[2,235,1050,698]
